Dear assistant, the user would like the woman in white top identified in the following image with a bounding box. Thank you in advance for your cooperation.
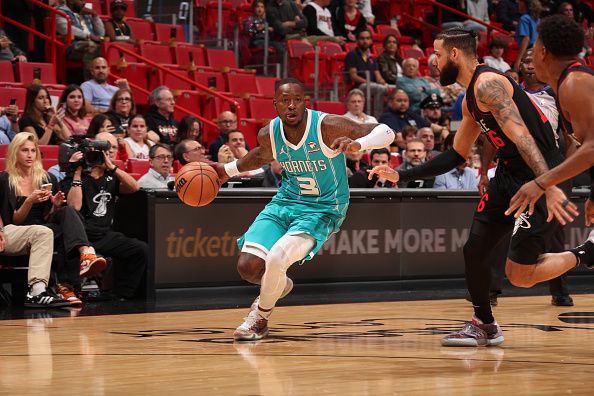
[343,88,378,124]
[124,114,154,160]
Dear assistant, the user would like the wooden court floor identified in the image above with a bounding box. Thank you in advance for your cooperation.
[2,295,594,395]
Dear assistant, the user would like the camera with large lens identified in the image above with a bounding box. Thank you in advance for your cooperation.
[58,136,111,172]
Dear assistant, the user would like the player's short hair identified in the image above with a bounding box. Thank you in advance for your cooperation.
[538,15,584,58]
[435,28,478,56]
[274,78,305,94]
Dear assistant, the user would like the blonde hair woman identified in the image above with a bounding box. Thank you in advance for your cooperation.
[1,132,107,305]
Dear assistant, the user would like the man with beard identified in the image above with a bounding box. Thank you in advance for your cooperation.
[211,78,395,341]
[369,28,580,347]
[508,15,594,270]
[57,0,105,78]
[396,139,434,188]
[81,57,129,112]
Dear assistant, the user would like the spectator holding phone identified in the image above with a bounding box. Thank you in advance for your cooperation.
[59,84,92,136]
[19,84,71,145]
[0,100,19,143]
[1,132,107,305]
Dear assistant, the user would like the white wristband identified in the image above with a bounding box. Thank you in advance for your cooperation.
[355,124,395,151]
[224,160,240,177]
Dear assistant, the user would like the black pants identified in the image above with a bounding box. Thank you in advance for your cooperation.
[490,228,569,297]
[45,206,90,288]
[89,231,148,299]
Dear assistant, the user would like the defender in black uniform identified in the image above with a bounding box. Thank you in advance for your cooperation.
[369,28,579,347]
[509,15,594,273]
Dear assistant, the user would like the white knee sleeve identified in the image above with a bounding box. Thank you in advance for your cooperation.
[259,234,315,310]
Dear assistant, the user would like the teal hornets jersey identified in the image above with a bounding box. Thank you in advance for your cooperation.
[269,109,349,216]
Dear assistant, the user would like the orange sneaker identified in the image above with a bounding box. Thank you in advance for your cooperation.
[56,284,83,306]
[80,253,107,278]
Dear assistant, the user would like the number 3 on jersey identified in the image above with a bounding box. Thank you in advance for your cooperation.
[297,177,320,196]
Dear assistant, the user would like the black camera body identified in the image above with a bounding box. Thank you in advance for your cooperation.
[59,136,111,172]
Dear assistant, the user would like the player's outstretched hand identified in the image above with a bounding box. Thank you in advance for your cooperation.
[330,136,361,153]
[367,165,399,183]
[211,162,230,185]
[506,181,578,225]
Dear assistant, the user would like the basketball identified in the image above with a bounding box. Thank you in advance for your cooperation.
[175,162,220,207]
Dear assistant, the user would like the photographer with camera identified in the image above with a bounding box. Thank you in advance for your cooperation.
[1,132,107,306]
[19,85,71,145]
[62,132,148,301]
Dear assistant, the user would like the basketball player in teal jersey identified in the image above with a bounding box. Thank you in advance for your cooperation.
[213,78,395,341]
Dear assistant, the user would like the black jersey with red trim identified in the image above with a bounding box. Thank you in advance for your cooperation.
[465,64,562,179]
[556,62,594,147]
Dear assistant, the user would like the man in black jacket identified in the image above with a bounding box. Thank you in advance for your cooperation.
[145,86,179,145]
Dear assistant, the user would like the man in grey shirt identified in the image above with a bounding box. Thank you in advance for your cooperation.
[138,144,175,189]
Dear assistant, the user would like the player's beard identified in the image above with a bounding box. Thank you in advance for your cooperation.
[439,58,459,86]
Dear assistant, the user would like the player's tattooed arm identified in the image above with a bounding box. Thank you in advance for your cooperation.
[476,75,549,176]
[321,115,376,146]
[236,124,275,172]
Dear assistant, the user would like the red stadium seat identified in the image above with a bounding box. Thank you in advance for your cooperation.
[0,61,16,83]
[139,42,174,64]
[127,159,150,174]
[314,101,346,115]
[39,145,60,159]
[206,48,238,70]
[238,118,259,148]
[192,70,226,92]
[126,18,155,41]
[110,63,149,105]
[174,44,207,68]
[0,145,8,158]
[160,68,193,91]
[0,87,26,109]
[249,97,276,121]
[200,1,234,38]
[255,76,278,97]
[16,62,58,85]
[174,91,202,120]
[401,47,426,62]
[42,158,58,170]
[103,42,140,65]
[154,23,186,43]
[287,40,328,85]
[226,73,259,96]
[0,158,5,171]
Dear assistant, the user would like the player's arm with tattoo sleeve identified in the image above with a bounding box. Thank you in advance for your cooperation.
[475,73,549,177]
[322,115,395,153]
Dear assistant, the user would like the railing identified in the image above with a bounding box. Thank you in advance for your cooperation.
[105,43,242,123]
[0,0,72,67]
[425,0,513,37]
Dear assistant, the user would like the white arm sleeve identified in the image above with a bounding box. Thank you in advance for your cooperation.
[355,124,395,151]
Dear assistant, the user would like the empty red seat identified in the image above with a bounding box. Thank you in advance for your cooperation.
[126,18,154,41]
[192,70,226,92]
[110,63,149,105]
[255,76,278,97]
[0,158,5,171]
[200,1,233,38]
[103,42,140,65]
[127,159,150,174]
[0,61,16,83]
[154,23,186,43]
[0,145,8,158]
[173,91,202,120]
[139,42,174,64]
[314,101,346,115]
[226,73,259,95]
[39,145,60,159]
[161,68,193,91]
[249,97,276,120]
[16,62,57,85]
[206,48,238,70]
[42,158,58,170]
[238,118,259,148]
[401,47,426,61]
[174,44,207,67]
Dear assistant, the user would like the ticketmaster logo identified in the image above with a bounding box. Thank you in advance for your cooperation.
[166,228,239,258]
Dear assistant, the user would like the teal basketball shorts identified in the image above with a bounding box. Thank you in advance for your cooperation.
[238,201,346,261]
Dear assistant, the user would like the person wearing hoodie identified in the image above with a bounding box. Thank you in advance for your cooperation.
[144,86,179,145]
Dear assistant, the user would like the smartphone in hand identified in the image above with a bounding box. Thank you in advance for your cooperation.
[41,183,53,191]
[10,98,16,106]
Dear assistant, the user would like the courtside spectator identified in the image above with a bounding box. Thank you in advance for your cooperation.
[434,155,478,190]
[345,30,388,117]
[63,132,148,301]
[343,88,378,124]
[398,58,439,115]
[104,0,136,45]
[81,57,129,112]
[345,150,368,177]
[208,111,238,160]
[396,139,435,188]
[3,132,107,305]
[0,103,19,143]
[0,29,27,62]
[145,86,178,145]
[333,0,367,42]
[262,160,283,187]
[59,84,92,136]
[174,139,207,165]
[266,0,308,41]
[104,88,136,133]
[125,114,154,160]
[378,90,430,133]
[57,0,105,76]
[417,127,442,160]
[483,38,511,72]
[19,85,71,145]
[138,144,174,189]
[378,34,403,86]
[349,148,396,188]
[218,130,249,163]
[176,116,203,144]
